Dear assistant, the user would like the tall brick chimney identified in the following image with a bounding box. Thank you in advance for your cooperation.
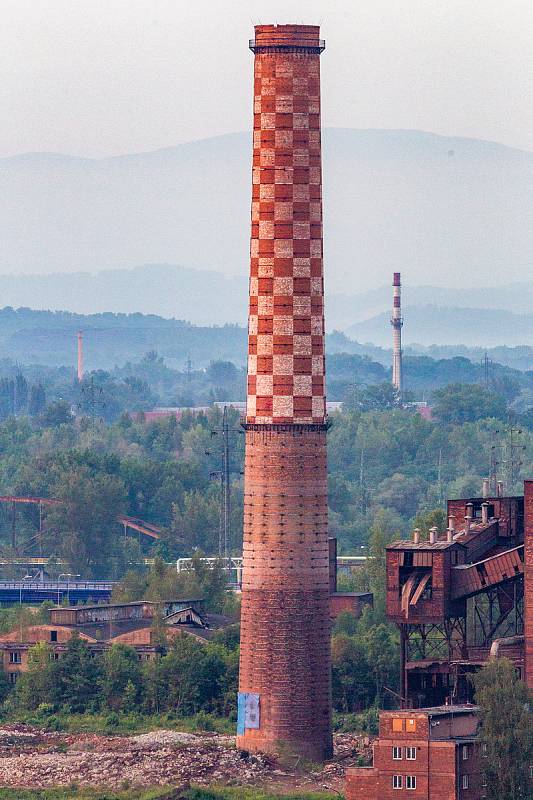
[236,24,332,760]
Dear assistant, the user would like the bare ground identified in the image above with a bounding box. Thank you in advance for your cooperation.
[0,725,373,793]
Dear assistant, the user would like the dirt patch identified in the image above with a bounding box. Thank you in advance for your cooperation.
[0,726,373,792]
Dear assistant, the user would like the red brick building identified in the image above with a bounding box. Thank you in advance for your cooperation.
[346,707,486,800]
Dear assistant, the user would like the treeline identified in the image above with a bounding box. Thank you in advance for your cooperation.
[0,608,397,729]
[2,633,238,722]
[0,341,531,422]
[1,387,533,574]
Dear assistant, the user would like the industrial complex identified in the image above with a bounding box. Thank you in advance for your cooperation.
[234,22,531,800]
[0,19,529,800]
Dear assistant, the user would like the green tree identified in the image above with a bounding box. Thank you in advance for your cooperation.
[331,633,373,712]
[101,644,143,711]
[41,400,74,427]
[412,508,448,541]
[433,384,507,424]
[357,508,402,620]
[46,466,127,578]
[471,659,532,800]
[14,374,28,414]
[362,623,399,706]
[54,633,102,712]
[28,383,46,416]
[14,642,55,710]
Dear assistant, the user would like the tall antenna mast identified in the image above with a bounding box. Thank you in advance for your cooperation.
[391,273,403,395]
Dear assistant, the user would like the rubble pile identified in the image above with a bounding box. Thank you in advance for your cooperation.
[0,726,374,792]
[0,730,270,790]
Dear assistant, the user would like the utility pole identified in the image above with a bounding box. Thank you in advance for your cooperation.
[490,421,525,493]
[506,421,526,489]
[222,406,230,562]
[207,406,243,561]
[490,444,500,494]
[79,375,105,427]
[359,447,368,513]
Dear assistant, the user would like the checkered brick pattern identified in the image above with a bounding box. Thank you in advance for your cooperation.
[247,48,326,425]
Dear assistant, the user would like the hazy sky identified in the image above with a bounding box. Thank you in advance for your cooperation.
[1,0,532,158]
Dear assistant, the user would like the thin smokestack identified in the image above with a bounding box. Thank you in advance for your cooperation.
[77,331,84,382]
[391,272,403,394]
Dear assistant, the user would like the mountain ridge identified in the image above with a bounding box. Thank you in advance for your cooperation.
[2,128,532,292]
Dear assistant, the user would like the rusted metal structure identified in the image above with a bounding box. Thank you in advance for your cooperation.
[386,481,530,706]
[0,495,162,554]
[237,24,332,760]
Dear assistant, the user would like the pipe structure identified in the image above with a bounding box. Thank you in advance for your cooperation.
[77,331,84,382]
[391,272,403,394]
[237,24,332,761]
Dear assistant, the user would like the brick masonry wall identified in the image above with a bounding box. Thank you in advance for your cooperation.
[347,739,458,800]
[525,480,533,688]
[237,425,332,758]
[345,767,379,799]
[246,25,325,426]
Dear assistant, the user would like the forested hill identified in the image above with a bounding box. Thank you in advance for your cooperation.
[2,307,533,375]
[0,307,246,370]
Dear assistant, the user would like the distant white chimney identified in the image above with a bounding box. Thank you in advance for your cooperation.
[413,528,420,544]
[482,479,490,499]
[429,527,438,545]
[481,502,489,524]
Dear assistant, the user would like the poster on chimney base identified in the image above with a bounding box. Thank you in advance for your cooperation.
[245,692,260,729]
[237,692,260,734]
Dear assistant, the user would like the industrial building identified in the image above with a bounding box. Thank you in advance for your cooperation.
[0,599,228,685]
[346,706,485,799]
[237,24,332,760]
[391,483,526,705]
[346,478,531,799]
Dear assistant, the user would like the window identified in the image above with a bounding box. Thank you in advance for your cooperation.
[406,718,417,732]
[50,630,58,642]
[406,776,417,790]
[462,745,469,760]
[9,652,21,664]
[392,775,402,789]
[392,746,402,760]
[8,672,17,684]
[392,718,404,732]
[406,747,416,760]
[462,775,469,790]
